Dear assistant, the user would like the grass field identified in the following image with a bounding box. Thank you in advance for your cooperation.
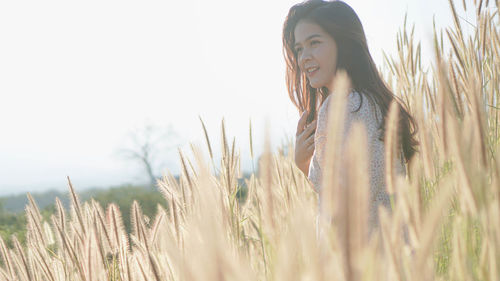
[1,0,499,280]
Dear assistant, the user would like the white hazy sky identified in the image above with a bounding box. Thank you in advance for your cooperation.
[0,0,476,196]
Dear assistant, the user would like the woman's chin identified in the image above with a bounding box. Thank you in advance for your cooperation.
[310,82,325,89]
[307,80,317,88]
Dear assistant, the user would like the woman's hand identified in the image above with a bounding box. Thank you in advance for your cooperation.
[295,111,316,175]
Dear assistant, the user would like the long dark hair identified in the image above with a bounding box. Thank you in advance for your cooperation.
[282,0,418,162]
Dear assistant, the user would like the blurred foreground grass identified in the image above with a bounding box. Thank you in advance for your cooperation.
[1,1,499,280]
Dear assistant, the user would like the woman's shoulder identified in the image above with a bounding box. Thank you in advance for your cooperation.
[319,90,383,126]
[349,91,383,124]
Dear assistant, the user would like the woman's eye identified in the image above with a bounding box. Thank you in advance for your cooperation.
[311,40,320,46]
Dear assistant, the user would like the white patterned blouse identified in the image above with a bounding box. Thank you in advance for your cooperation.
[308,91,406,227]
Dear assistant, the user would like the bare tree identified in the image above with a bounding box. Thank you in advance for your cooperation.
[118,122,179,188]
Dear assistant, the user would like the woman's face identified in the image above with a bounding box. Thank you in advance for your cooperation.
[293,20,338,90]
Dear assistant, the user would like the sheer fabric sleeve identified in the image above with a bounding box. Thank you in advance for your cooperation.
[308,92,404,197]
[308,91,407,228]
[308,92,370,193]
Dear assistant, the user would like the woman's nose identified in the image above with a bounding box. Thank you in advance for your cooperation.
[299,49,312,65]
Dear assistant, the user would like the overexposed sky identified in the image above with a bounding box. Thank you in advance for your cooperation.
[0,0,476,196]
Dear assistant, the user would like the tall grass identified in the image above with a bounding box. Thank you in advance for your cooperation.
[1,1,499,280]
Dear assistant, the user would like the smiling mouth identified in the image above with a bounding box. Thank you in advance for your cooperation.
[306,67,319,77]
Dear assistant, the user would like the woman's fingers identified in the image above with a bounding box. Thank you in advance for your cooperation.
[295,113,316,161]
[298,130,315,151]
[306,132,315,143]
[307,143,315,152]
[301,121,316,139]
[296,111,308,135]
[306,140,315,152]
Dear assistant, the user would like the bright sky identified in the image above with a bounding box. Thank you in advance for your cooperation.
[0,0,476,196]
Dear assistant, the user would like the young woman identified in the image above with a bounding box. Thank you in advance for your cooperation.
[282,0,418,227]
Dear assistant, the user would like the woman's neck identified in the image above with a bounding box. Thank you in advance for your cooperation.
[327,71,354,95]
